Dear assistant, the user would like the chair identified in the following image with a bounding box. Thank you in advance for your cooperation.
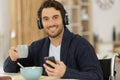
[99,53,119,80]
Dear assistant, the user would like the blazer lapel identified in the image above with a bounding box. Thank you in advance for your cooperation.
[60,27,74,64]
[61,40,70,64]
[42,37,50,75]
[42,37,50,58]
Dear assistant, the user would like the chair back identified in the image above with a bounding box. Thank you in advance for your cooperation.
[99,59,111,80]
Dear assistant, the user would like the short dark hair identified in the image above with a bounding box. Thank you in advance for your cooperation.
[37,0,66,24]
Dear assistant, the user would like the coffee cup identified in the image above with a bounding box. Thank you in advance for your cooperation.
[17,45,28,58]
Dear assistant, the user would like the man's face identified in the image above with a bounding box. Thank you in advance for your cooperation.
[41,7,64,38]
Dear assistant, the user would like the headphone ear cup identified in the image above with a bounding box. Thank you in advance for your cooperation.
[64,14,69,25]
[37,19,43,29]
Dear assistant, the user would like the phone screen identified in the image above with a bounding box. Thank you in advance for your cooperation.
[44,56,56,68]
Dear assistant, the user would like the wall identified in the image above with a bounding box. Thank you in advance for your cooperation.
[10,0,45,46]
[0,0,11,66]
[92,0,120,42]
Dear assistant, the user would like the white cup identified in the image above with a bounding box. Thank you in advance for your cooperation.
[17,45,28,58]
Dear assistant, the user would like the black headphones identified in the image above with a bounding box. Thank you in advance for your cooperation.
[37,12,69,29]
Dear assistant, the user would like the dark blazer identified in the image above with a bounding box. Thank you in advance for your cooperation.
[4,27,103,80]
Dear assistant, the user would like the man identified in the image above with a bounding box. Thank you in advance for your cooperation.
[4,0,103,79]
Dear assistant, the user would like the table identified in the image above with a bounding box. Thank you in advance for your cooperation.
[0,67,59,80]
[0,67,76,80]
[10,75,60,80]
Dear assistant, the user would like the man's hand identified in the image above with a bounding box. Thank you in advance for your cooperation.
[8,47,18,61]
[43,60,66,78]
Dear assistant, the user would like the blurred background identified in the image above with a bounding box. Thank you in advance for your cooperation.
[0,0,120,71]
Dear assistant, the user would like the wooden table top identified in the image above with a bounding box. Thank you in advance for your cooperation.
[0,73,60,80]
[0,68,60,80]
[11,75,60,80]
[0,67,76,80]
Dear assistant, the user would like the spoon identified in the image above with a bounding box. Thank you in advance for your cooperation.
[17,62,24,68]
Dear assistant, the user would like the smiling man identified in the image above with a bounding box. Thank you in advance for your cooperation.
[42,7,64,47]
[4,0,103,80]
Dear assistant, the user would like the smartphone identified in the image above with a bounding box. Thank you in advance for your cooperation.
[44,56,56,68]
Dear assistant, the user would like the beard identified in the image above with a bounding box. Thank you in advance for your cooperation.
[46,25,64,38]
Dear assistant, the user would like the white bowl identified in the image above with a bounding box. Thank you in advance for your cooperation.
[20,67,43,80]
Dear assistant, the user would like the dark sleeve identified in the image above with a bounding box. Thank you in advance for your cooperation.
[62,40,103,80]
[3,57,19,73]
[3,57,34,73]
[3,45,34,73]
[63,67,101,80]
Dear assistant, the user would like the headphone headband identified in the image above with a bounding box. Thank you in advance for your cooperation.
[37,0,69,29]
